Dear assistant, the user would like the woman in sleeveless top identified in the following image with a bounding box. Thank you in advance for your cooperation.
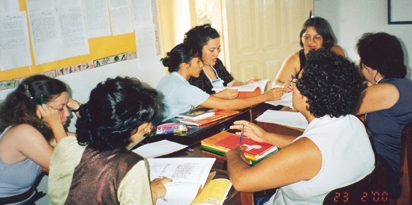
[226,49,374,205]
[0,75,79,204]
[354,32,412,202]
[272,17,345,88]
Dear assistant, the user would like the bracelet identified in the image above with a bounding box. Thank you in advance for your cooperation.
[71,104,81,113]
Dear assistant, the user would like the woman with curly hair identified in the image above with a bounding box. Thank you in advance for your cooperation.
[48,77,171,205]
[226,49,375,205]
[0,75,78,204]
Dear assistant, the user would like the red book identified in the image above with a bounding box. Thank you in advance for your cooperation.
[215,134,277,158]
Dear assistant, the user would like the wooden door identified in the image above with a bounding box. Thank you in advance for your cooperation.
[221,0,313,89]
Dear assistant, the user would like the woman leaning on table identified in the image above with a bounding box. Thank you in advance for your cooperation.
[156,43,284,122]
[272,16,345,88]
[48,77,171,205]
[0,75,80,205]
[184,24,259,97]
[226,49,375,205]
[354,32,412,202]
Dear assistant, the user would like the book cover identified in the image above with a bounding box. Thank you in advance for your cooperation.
[190,178,232,205]
[216,134,275,157]
[200,131,278,161]
[176,108,215,121]
[179,109,240,126]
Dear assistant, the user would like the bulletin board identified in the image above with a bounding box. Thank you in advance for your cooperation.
[0,0,137,83]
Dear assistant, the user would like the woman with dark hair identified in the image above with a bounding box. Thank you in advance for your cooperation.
[354,32,412,201]
[272,17,345,87]
[0,75,77,204]
[156,43,283,121]
[184,24,258,96]
[226,49,375,205]
[48,77,171,205]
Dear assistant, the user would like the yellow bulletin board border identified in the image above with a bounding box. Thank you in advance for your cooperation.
[0,0,137,90]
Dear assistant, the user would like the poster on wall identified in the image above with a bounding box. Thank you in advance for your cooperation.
[388,0,412,24]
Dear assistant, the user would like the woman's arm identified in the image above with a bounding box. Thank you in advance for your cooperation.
[200,88,284,110]
[330,45,345,56]
[226,137,321,192]
[230,120,298,148]
[354,83,399,115]
[272,52,300,88]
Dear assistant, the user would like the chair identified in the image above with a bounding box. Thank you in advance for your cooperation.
[323,121,412,205]
[322,159,390,205]
[397,121,412,204]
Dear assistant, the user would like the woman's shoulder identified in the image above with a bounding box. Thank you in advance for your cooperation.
[5,124,41,140]
[330,45,345,56]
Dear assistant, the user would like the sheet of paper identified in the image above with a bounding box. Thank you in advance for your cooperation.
[265,92,293,108]
[132,140,188,158]
[212,79,268,94]
[83,0,111,38]
[109,0,134,35]
[0,12,32,70]
[255,110,308,130]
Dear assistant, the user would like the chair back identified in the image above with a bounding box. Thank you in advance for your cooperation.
[397,121,412,204]
[322,159,390,205]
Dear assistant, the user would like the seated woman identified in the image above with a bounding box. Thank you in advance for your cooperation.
[156,43,284,122]
[272,17,345,88]
[0,75,78,204]
[354,32,412,200]
[48,77,171,205]
[184,24,258,97]
[226,49,375,205]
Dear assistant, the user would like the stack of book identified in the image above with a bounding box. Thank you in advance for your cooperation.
[200,131,278,165]
[177,109,240,126]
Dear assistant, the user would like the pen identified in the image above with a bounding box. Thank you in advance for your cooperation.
[160,197,168,202]
[40,94,44,128]
[239,125,244,144]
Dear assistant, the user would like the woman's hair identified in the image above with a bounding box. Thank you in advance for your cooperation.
[183,24,220,58]
[160,43,200,73]
[356,32,406,78]
[0,75,68,141]
[75,77,160,151]
[296,49,363,118]
[299,17,336,49]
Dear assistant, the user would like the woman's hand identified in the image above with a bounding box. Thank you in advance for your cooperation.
[37,104,62,127]
[263,88,284,101]
[213,89,239,99]
[150,177,172,203]
[67,98,81,111]
[230,120,268,143]
[245,78,259,84]
[225,145,250,164]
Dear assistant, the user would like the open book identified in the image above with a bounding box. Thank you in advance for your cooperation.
[147,157,216,205]
[212,79,268,98]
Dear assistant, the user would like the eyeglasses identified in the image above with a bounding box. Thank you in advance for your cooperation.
[302,34,322,42]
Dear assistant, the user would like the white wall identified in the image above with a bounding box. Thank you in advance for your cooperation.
[314,0,412,78]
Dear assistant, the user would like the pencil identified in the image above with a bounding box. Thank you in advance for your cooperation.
[40,94,44,128]
[239,125,244,144]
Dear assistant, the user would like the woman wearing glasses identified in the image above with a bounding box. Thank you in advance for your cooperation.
[272,17,345,88]
[226,49,374,205]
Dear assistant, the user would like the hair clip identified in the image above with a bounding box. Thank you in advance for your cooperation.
[24,84,33,99]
